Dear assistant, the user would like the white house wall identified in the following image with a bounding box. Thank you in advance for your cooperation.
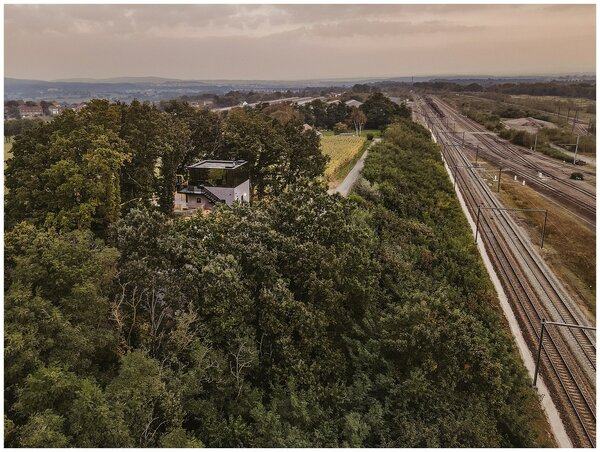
[233,180,250,203]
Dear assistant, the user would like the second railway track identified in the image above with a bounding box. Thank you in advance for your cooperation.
[414,95,596,447]
[430,96,596,225]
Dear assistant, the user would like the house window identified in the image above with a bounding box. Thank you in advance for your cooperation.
[197,197,202,204]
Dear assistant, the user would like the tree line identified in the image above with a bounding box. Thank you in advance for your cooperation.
[4,98,550,446]
[5,99,327,236]
[298,92,410,130]
[412,81,595,99]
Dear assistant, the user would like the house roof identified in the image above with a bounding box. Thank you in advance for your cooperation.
[345,99,363,108]
[187,160,247,170]
[18,105,42,112]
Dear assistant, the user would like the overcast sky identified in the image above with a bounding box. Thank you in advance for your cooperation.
[5,4,596,81]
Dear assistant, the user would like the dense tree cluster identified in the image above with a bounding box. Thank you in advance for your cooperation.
[359,92,410,129]
[4,118,45,137]
[413,81,484,92]
[4,103,549,446]
[487,82,596,99]
[5,99,326,234]
[412,81,595,99]
[298,92,410,131]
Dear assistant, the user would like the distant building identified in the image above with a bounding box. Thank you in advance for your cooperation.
[175,160,250,213]
[303,123,314,131]
[72,103,87,112]
[189,100,214,109]
[49,104,63,116]
[18,105,43,118]
[345,99,363,108]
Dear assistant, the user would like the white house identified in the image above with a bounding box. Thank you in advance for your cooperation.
[175,160,250,213]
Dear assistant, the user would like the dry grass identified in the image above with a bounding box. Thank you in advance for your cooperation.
[497,176,596,319]
[5,138,13,162]
[321,135,367,187]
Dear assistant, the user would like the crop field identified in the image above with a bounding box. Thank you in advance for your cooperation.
[320,135,367,186]
[5,137,13,161]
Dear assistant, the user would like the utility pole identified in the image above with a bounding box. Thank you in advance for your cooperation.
[450,164,472,189]
[475,204,482,243]
[475,144,479,165]
[462,131,465,147]
[475,207,548,248]
[533,319,546,388]
[573,134,580,165]
[497,168,503,193]
[572,110,579,134]
[541,210,548,248]
[533,320,596,387]
[533,133,538,153]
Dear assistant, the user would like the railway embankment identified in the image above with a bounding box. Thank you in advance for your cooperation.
[415,95,595,447]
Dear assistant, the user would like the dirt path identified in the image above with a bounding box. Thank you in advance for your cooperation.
[328,138,381,196]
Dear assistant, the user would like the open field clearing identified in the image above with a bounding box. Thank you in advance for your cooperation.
[497,174,596,319]
[510,95,596,124]
[502,117,557,134]
[321,135,367,187]
[5,138,13,162]
[5,139,13,188]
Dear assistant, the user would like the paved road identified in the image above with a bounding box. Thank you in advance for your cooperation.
[213,96,324,112]
[328,138,381,196]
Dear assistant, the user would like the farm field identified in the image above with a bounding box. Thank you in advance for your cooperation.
[320,134,367,188]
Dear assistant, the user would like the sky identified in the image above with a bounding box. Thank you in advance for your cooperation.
[4,4,596,81]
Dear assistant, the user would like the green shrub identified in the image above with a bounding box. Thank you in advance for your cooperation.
[570,172,584,180]
[333,122,350,135]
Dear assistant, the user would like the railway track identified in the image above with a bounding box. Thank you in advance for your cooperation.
[414,96,596,447]
[430,96,596,225]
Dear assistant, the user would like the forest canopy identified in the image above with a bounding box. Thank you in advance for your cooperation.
[4,101,549,446]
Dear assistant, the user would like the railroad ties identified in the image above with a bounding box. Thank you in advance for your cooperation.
[415,96,596,448]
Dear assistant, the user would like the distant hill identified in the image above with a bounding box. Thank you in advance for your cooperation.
[5,77,53,86]
[5,73,595,103]
[53,76,186,84]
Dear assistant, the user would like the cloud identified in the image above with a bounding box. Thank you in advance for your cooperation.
[4,4,595,80]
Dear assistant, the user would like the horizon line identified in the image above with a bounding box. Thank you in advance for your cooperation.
[5,72,597,84]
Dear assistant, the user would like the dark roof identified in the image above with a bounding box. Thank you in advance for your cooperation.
[18,105,42,112]
[187,159,247,170]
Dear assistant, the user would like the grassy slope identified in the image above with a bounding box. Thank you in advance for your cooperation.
[498,175,596,318]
